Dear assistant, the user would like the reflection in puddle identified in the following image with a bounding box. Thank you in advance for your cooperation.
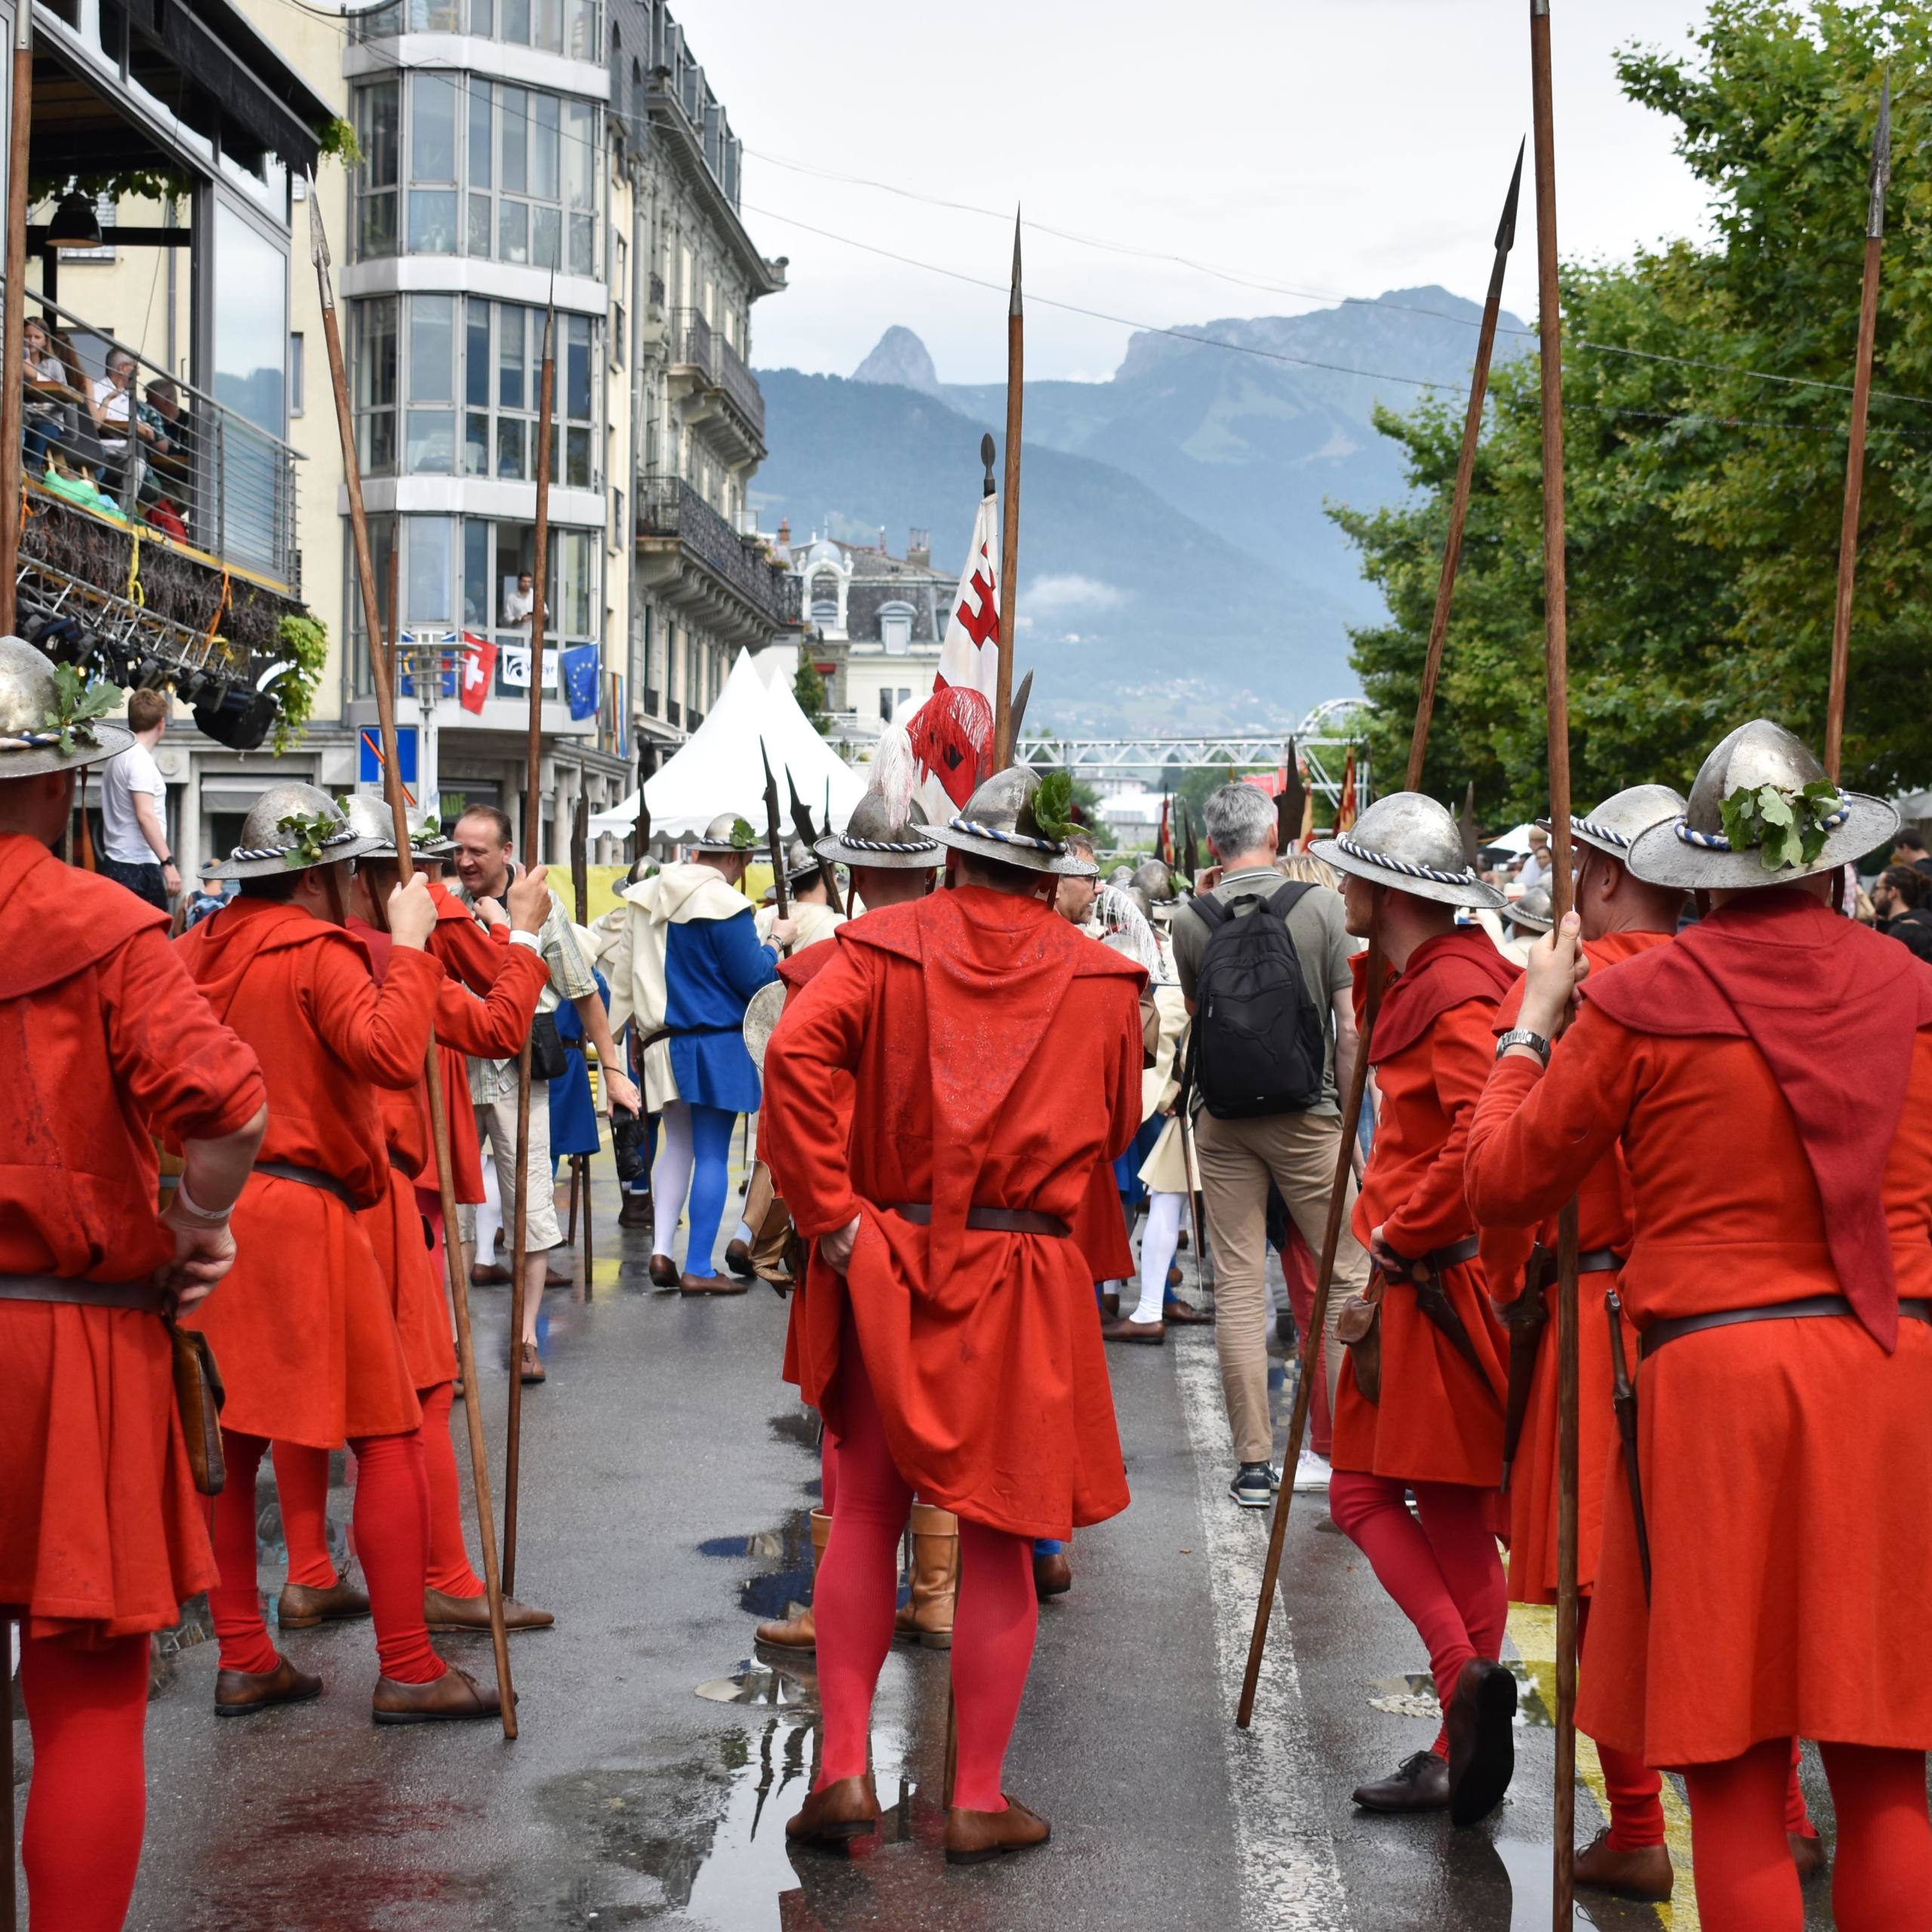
[697,1664,819,1710]
[697,1506,820,1622]
[1366,1668,1555,1728]
[1491,1831,1665,1930]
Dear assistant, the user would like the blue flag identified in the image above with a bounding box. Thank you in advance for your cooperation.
[561,644,599,720]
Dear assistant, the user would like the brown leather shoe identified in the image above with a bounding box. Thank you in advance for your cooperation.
[470,1262,512,1286]
[276,1579,371,1629]
[1162,1296,1214,1326]
[1166,1263,1184,1287]
[724,1238,755,1279]
[943,1796,1051,1865]
[757,1509,831,1651]
[617,1192,654,1232]
[1100,1291,1120,1317]
[1574,1827,1674,1901]
[679,1272,747,1295]
[894,1503,958,1648]
[214,1654,323,1716]
[1790,1831,1829,1880]
[786,1774,881,1849]
[371,1663,501,1724]
[423,1587,555,1633]
[1100,1315,1164,1344]
[543,1263,572,1288]
[1352,1749,1451,1812]
[517,1342,546,1384]
[1445,1657,1518,1826]
[1033,1551,1072,1600]
[648,1253,680,1289]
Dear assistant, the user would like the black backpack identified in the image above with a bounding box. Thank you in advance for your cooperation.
[1187,881,1327,1118]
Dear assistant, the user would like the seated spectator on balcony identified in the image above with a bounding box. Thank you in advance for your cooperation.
[89,350,165,496]
[144,378,191,463]
[21,317,78,472]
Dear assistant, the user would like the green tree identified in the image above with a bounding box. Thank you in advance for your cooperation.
[794,655,832,735]
[1336,2,1932,826]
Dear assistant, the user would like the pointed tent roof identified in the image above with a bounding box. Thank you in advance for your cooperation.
[589,648,866,841]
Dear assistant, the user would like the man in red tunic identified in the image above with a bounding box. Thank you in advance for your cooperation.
[1466,720,1932,1931]
[0,638,267,1931]
[1309,792,1528,1826]
[761,765,1144,1863]
[177,783,501,1723]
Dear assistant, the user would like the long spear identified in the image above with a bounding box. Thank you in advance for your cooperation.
[309,188,515,1737]
[568,794,592,1296]
[761,739,792,942]
[992,214,1023,768]
[1529,4,1582,1918]
[786,770,844,914]
[0,2,31,639]
[503,300,556,1598]
[1237,140,1524,1730]
[1824,73,1890,782]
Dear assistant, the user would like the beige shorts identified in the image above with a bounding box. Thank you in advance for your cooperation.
[455,1088,561,1252]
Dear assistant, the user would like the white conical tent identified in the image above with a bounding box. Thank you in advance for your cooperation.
[589,647,866,841]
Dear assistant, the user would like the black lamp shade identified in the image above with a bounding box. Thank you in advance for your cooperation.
[48,189,101,251]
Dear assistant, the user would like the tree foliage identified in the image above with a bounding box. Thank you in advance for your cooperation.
[1335,2,1932,824]
[793,655,832,735]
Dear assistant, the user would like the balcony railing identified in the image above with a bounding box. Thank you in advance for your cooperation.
[648,271,666,311]
[669,305,712,378]
[712,331,764,444]
[636,472,800,631]
[667,305,764,447]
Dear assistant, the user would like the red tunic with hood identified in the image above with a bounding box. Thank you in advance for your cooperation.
[352,915,548,1389]
[761,884,1145,1539]
[0,835,264,1637]
[425,880,509,1202]
[1477,928,1672,1603]
[174,896,441,1447]
[1330,927,1531,1487]
[1465,890,1932,1765]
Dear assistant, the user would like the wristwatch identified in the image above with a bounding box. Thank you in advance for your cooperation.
[1494,1027,1552,1067]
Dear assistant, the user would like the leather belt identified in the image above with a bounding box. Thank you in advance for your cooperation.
[1640,1294,1932,1361]
[253,1160,361,1210]
[1527,1243,1624,1290]
[1422,1235,1480,1272]
[888,1202,1071,1238]
[0,1272,171,1314]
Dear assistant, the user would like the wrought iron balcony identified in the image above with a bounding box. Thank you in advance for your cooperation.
[635,472,799,632]
[666,305,764,451]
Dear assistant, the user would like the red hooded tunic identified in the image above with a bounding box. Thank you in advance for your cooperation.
[174,897,441,1447]
[761,885,1144,1539]
[1477,928,1672,1602]
[1465,891,1932,1765]
[0,835,264,1637]
[1330,928,1530,1488]
[426,880,510,1202]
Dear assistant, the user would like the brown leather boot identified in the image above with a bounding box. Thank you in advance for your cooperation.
[944,1795,1051,1864]
[275,1578,371,1629]
[1574,1826,1674,1901]
[786,1774,881,1849]
[894,1503,958,1650]
[214,1654,323,1716]
[756,1509,830,1651]
[423,1587,555,1633]
[617,1191,654,1232]
[371,1664,502,1724]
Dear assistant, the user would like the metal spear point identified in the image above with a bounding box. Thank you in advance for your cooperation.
[980,430,996,498]
[993,212,1023,768]
[787,769,845,914]
[761,738,792,931]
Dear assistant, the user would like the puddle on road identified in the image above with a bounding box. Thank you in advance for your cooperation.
[696,1505,820,1623]
[1366,1667,1556,1727]
[1490,1832,1669,1930]
[696,1663,819,1710]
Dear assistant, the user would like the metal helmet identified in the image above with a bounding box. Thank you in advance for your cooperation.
[0,635,133,777]
[928,766,1097,877]
[204,780,387,880]
[1312,791,1505,909]
[1131,857,1177,903]
[814,787,943,871]
[1626,719,1898,891]
[780,836,825,884]
[1561,783,1689,862]
[337,793,457,861]
[1109,863,1135,886]
[689,810,758,855]
[1505,884,1553,933]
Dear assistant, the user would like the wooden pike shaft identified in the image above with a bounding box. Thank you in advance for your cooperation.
[993,215,1022,769]
[1237,140,1525,1732]
[309,190,517,1737]
[504,304,556,1598]
[1530,3,1580,1918]
[0,8,30,640]
[1826,75,1890,783]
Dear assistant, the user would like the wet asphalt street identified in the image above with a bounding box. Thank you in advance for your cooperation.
[20,1153,1847,1930]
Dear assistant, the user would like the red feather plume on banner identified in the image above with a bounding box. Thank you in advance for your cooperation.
[907,681,994,810]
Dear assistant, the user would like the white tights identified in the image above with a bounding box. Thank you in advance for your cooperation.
[1133,1191,1186,1324]
[650,1100,694,1261]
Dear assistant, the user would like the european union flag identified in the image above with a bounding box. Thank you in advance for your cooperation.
[561,644,599,721]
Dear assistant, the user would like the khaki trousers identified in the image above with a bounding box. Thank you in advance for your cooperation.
[455,1087,561,1254]
[1195,1108,1371,1466]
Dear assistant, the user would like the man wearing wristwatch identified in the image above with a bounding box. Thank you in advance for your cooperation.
[1465,721,1932,1929]
[1309,791,1529,1829]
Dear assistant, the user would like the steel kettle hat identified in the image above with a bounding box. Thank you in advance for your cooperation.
[1313,791,1506,909]
[1546,782,1689,862]
[779,836,826,885]
[205,780,387,881]
[813,788,945,871]
[1626,719,1897,891]
[0,635,134,777]
[1505,884,1554,934]
[337,792,458,861]
[929,765,1099,877]
[689,811,758,856]
[1132,857,1177,903]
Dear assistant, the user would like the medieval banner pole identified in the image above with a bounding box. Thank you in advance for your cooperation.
[0,0,32,641]
[503,299,556,1598]
[1529,2,1582,1918]
[992,213,1023,768]
[1825,73,1890,783]
[309,186,516,1737]
[1237,139,1524,1730]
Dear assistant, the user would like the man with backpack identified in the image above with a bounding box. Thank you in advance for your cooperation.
[1168,780,1371,1507]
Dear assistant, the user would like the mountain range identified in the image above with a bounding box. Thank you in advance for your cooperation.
[752,287,1527,732]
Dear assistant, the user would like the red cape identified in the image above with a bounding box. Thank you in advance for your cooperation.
[1368,925,1521,1064]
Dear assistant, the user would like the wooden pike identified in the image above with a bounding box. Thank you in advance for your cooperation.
[503,298,557,1598]
[1825,72,1890,783]
[760,739,792,934]
[308,186,516,1737]
[1528,2,1582,1918]
[786,770,844,914]
[569,795,592,1296]
[992,214,1023,769]
[1237,137,1525,1732]
[0,2,31,641]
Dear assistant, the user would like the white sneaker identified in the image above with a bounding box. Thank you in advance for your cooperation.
[1291,1448,1332,1494]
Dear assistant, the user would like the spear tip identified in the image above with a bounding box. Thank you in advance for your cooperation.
[1869,69,1893,238]
[306,177,331,275]
[1009,208,1023,316]
[980,430,996,494]
[1497,137,1527,254]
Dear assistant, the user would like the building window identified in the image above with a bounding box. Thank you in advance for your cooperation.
[879,601,914,656]
[289,332,305,415]
[358,0,599,54]
[611,484,624,543]
[353,296,398,474]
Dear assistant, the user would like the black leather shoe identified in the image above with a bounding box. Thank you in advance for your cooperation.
[1445,1657,1518,1826]
[1352,1749,1451,1813]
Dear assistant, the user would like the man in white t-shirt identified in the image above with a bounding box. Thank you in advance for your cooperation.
[97,688,177,908]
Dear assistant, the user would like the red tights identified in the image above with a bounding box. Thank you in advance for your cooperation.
[812,1340,1035,1812]
[1328,1471,1504,1758]
[1571,1595,1667,1848]
[18,1632,149,1932]
[1684,1736,1932,1931]
[211,1429,445,1684]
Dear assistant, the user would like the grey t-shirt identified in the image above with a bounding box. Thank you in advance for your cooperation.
[1168,866,1355,1116]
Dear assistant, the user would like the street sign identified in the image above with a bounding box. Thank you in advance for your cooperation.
[359,724,417,785]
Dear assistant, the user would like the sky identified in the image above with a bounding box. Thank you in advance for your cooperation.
[671,0,1720,386]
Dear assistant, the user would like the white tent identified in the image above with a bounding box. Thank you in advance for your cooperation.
[589,647,866,841]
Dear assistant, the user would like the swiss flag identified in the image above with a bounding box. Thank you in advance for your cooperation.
[459,631,497,714]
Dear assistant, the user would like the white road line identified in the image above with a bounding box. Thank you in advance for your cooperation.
[1174,1340,1351,1932]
